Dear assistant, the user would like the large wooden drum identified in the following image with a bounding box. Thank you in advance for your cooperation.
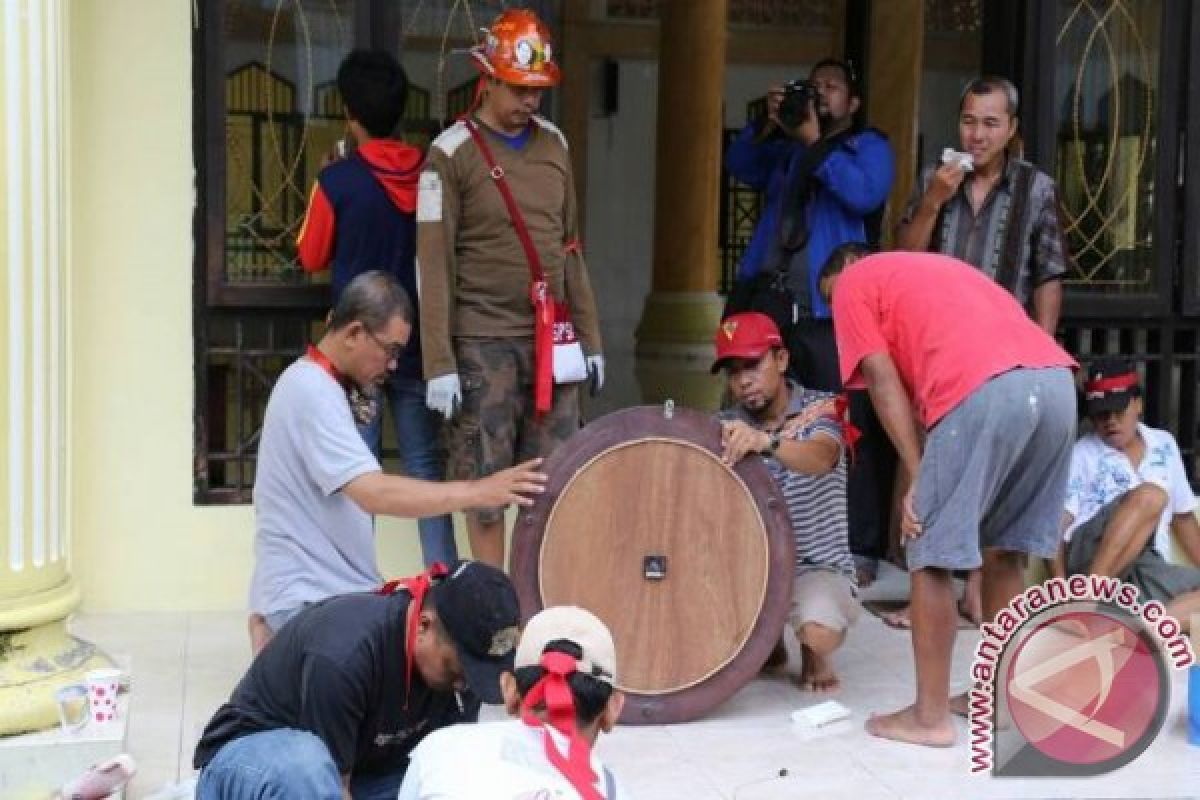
[511,405,794,724]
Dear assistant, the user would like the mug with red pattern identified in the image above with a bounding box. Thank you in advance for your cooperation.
[85,668,122,725]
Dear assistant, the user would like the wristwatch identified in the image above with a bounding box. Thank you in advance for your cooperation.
[760,431,782,456]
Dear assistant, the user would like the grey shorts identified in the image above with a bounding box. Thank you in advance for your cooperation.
[1067,493,1200,605]
[906,367,1076,572]
[789,569,861,633]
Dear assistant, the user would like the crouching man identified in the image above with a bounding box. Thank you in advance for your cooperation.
[194,561,520,800]
[714,312,860,692]
[1060,357,1200,630]
[399,606,630,799]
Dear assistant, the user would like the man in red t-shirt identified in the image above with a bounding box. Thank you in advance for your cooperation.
[819,246,1077,747]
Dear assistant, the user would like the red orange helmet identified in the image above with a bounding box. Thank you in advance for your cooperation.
[471,9,561,88]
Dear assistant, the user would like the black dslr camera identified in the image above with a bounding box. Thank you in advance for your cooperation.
[777,79,818,129]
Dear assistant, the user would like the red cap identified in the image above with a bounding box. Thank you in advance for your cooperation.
[711,312,784,373]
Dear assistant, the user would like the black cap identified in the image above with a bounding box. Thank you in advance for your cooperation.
[430,560,520,704]
[1083,356,1140,416]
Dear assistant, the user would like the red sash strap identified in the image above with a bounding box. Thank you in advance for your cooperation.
[378,562,450,709]
[1084,372,1138,396]
[828,393,862,464]
[306,344,347,388]
[463,118,554,416]
[520,652,602,800]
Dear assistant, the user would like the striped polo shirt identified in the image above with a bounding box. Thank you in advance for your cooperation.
[722,384,856,581]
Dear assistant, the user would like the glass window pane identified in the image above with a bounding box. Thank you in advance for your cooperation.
[1054,0,1161,296]
[918,0,983,170]
[223,0,355,288]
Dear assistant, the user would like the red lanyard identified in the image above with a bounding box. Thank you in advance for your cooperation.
[463,118,555,416]
[306,344,347,387]
[520,652,603,800]
[378,562,449,708]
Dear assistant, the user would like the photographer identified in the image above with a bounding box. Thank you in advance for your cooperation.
[725,59,895,588]
[725,58,894,391]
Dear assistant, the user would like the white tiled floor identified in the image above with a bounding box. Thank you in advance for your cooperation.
[68,565,1200,799]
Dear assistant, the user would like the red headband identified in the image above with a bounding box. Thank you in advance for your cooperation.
[1084,372,1138,397]
[521,651,602,800]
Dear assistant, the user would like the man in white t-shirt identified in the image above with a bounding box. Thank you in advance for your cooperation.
[1059,357,1200,630]
[248,271,547,653]
[398,606,630,800]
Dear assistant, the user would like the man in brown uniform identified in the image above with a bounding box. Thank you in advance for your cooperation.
[417,9,602,569]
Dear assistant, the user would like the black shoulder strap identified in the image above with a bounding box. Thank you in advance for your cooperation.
[777,126,860,254]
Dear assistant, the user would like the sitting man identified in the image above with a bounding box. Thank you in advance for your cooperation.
[399,606,629,799]
[713,311,859,691]
[1059,356,1200,630]
[194,560,520,800]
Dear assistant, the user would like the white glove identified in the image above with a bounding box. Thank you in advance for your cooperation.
[426,374,462,419]
[586,354,605,393]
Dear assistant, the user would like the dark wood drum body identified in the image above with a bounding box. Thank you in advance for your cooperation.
[511,405,794,724]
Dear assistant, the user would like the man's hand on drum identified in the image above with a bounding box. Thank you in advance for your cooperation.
[720,420,771,466]
[472,458,548,508]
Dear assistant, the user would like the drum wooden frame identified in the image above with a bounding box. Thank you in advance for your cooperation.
[512,405,794,725]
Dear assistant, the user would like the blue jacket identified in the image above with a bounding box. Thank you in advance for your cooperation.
[725,123,895,318]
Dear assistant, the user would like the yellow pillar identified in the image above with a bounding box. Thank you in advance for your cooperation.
[634,0,728,408]
[866,0,924,247]
[0,0,109,736]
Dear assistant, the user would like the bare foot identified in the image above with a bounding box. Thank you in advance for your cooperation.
[865,705,956,747]
[880,606,912,630]
[795,645,841,692]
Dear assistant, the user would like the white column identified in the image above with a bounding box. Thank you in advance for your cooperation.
[1,0,103,736]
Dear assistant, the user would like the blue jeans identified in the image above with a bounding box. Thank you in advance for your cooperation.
[360,375,458,567]
[196,729,405,800]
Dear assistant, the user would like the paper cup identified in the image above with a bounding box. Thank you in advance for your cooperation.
[55,683,89,733]
[86,668,122,725]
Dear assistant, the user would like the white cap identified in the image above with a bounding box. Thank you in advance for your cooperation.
[515,606,617,686]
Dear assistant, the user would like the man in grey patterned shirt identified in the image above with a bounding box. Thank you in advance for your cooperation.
[714,312,859,692]
[896,75,1068,335]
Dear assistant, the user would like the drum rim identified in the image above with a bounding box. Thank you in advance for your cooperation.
[512,405,794,725]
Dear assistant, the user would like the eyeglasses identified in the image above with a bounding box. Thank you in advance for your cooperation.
[363,326,406,363]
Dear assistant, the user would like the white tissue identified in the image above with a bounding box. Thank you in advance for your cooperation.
[941,147,974,171]
[790,700,852,727]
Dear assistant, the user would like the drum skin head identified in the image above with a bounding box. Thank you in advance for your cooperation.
[512,406,794,724]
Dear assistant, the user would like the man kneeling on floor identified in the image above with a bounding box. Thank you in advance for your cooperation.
[399,606,630,799]
[1058,356,1200,630]
[714,312,860,692]
[193,560,520,800]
